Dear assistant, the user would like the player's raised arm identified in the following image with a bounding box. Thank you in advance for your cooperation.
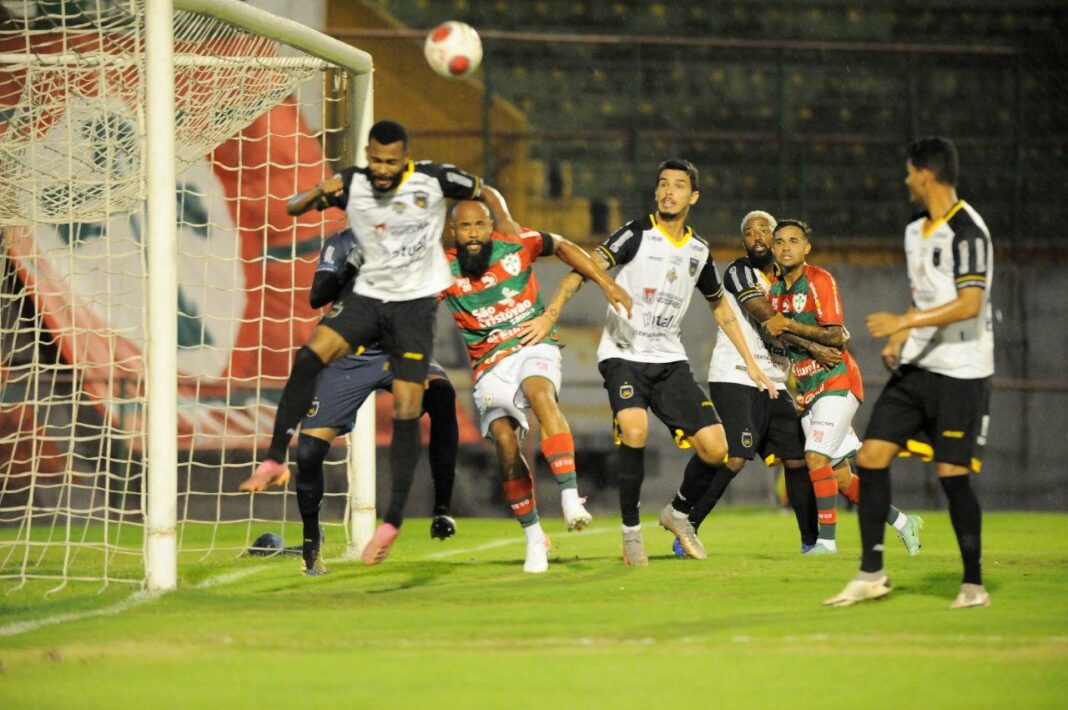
[548,234,632,318]
[287,173,346,216]
[479,185,521,236]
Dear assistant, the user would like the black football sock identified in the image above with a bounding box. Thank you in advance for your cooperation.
[383,417,422,527]
[617,444,645,527]
[294,433,330,550]
[940,474,983,585]
[423,379,458,515]
[785,464,819,546]
[672,454,720,518]
[857,466,890,573]
[687,463,739,531]
[267,346,326,462]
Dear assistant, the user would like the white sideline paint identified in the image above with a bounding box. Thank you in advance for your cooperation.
[0,590,162,638]
[0,527,613,636]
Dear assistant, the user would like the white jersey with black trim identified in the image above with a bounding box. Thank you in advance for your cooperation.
[327,160,480,301]
[595,214,722,364]
[708,258,790,389]
[900,200,994,379]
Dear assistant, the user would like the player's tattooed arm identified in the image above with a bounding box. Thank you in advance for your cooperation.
[763,313,847,348]
[552,236,632,318]
[519,249,608,346]
[737,295,841,369]
[710,297,779,398]
[480,186,522,236]
[287,174,344,216]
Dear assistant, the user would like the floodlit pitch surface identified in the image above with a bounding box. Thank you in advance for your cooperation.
[2,510,1066,707]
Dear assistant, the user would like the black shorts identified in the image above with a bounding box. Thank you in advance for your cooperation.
[321,291,438,382]
[708,382,806,462]
[865,365,991,469]
[598,358,721,443]
[303,353,449,435]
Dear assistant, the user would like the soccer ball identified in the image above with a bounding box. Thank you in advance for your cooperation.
[423,21,483,78]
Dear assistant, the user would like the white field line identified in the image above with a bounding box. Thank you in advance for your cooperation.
[0,590,162,637]
[423,526,615,559]
[0,526,617,636]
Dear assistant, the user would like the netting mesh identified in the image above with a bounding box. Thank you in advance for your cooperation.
[0,0,358,590]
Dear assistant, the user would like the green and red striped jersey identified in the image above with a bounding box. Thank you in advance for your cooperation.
[768,263,863,411]
[442,229,556,382]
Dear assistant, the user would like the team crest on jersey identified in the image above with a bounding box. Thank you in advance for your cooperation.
[374,222,387,236]
[501,252,522,276]
[932,247,942,267]
[306,398,320,418]
[619,384,634,400]
[391,200,407,213]
[327,302,343,319]
[666,267,678,283]
[741,429,753,449]
[689,257,699,276]
[414,191,428,209]
[642,287,657,305]
[792,293,807,311]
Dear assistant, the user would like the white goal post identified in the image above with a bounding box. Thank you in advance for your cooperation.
[0,0,376,592]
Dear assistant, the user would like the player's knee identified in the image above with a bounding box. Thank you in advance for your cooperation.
[855,443,896,469]
[307,326,350,362]
[804,451,830,470]
[295,433,331,477]
[617,424,647,447]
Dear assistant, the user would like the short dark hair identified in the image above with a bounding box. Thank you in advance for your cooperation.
[773,219,812,241]
[907,136,958,187]
[368,120,410,149]
[656,159,699,191]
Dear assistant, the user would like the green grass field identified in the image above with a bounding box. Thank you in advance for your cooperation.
[2,509,1067,708]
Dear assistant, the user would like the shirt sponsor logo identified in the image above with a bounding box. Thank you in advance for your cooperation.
[642,287,657,305]
[472,299,534,328]
[667,267,678,283]
[657,293,683,308]
[642,312,675,329]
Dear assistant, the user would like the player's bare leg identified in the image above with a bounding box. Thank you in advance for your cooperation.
[615,408,649,565]
[658,424,726,561]
[294,426,337,575]
[362,377,425,565]
[240,325,351,492]
[490,417,549,573]
[523,376,591,531]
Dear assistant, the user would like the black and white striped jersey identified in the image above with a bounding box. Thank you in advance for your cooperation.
[594,213,722,364]
[708,258,790,389]
[900,200,994,378]
[324,161,480,301]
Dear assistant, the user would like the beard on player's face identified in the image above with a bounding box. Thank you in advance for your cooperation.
[371,170,404,193]
[746,243,774,269]
[457,241,492,275]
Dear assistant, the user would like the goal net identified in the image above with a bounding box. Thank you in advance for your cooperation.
[0,0,372,591]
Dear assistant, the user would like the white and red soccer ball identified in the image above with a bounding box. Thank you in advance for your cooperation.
[423,21,483,78]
